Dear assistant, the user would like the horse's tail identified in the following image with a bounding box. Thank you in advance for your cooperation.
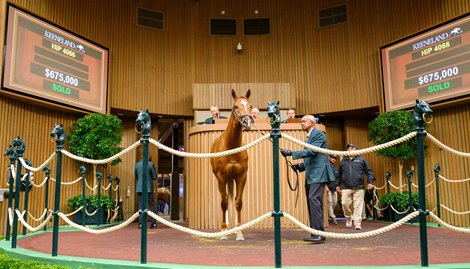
[227,179,234,202]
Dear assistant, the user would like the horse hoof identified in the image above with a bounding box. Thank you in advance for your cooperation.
[220,235,228,240]
[236,235,245,241]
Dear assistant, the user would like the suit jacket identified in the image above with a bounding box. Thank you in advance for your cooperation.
[204,115,227,124]
[291,127,334,185]
[135,159,157,193]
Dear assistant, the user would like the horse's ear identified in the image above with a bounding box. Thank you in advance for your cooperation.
[416,99,419,104]
[146,109,149,113]
[267,101,271,106]
[245,89,251,99]
[232,89,237,99]
[276,101,280,105]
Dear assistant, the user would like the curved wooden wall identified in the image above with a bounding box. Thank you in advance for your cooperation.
[187,123,331,230]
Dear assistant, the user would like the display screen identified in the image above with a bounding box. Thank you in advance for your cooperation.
[381,13,470,111]
[2,4,108,114]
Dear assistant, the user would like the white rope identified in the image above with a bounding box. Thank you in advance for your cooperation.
[112,185,119,192]
[109,206,120,223]
[10,164,16,180]
[57,212,140,234]
[387,182,408,190]
[439,204,470,215]
[428,212,470,233]
[85,180,99,191]
[438,175,470,183]
[84,207,99,216]
[283,211,420,239]
[389,205,416,215]
[411,178,435,188]
[8,208,13,226]
[15,209,53,232]
[60,141,141,164]
[61,176,83,186]
[149,134,270,158]
[148,210,272,238]
[27,209,49,222]
[64,206,84,217]
[374,183,387,190]
[18,153,55,172]
[281,132,417,156]
[102,183,112,190]
[427,134,470,158]
[30,176,49,188]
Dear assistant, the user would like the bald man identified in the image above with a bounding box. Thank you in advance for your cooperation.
[251,107,260,119]
[281,115,334,244]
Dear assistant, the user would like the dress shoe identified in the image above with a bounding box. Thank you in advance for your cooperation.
[332,219,338,225]
[150,223,157,229]
[303,236,325,244]
[138,223,141,229]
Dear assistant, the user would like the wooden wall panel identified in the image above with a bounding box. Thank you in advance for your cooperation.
[192,83,294,110]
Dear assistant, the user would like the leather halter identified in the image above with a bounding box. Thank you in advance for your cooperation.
[232,101,253,130]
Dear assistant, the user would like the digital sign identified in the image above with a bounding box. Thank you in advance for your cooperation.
[381,13,470,111]
[2,5,109,114]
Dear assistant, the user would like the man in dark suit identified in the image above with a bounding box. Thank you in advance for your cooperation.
[135,155,158,228]
[281,114,334,244]
[204,105,227,124]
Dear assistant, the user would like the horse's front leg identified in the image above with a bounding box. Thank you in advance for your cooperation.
[235,173,247,241]
[217,181,229,240]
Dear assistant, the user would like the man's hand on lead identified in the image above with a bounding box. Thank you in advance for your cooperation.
[280,149,292,157]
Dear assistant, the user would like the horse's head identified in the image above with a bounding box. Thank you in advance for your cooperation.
[50,124,66,146]
[135,109,151,134]
[413,99,433,124]
[267,101,281,126]
[8,136,25,155]
[231,89,253,130]
[3,147,17,163]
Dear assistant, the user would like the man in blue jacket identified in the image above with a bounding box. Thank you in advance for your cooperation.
[281,114,335,244]
[335,144,375,230]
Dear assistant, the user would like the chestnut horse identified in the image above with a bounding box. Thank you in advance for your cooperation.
[210,89,253,240]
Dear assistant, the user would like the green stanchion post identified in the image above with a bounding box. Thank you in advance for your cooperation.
[3,146,17,241]
[43,166,51,231]
[406,169,415,224]
[107,174,113,201]
[413,100,432,267]
[51,124,65,257]
[22,159,32,235]
[10,136,25,248]
[434,164,441,225]
[79,166,87,227]
[115,176,123,221]
[136,110,151,264]
[267,101,282,268]
[385,171,392,221]
[97,172,103,225]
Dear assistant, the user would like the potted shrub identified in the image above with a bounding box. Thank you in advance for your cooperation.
[67,193,115,224]
[380,191,419,222]
[368,110,418,190]
[68,113,123,192]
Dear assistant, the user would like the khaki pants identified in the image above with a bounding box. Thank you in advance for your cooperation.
[327,189,338,220]
[341,189,365,226]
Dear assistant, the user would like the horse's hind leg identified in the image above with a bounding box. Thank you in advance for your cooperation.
[235,174,247,241]
[217,181,229,240]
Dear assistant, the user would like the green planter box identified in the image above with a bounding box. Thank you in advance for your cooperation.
[74,206,107,225]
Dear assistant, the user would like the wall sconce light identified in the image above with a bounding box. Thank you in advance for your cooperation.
[236,42,242,53]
